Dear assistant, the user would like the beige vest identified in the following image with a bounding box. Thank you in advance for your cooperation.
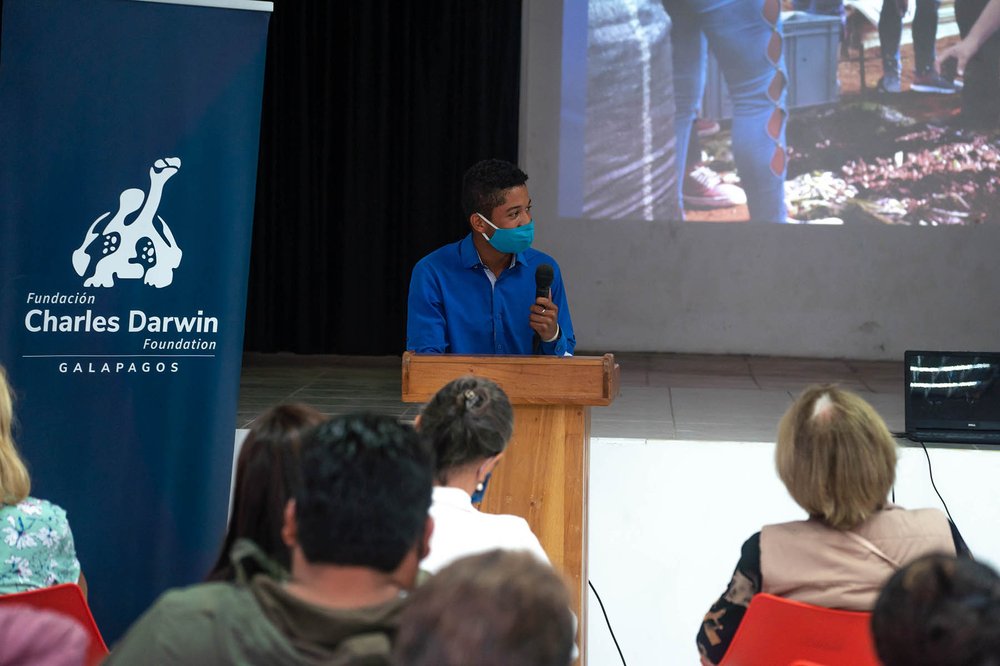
[760,505,955,611]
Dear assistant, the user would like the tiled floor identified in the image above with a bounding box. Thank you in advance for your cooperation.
[238,352,906,442]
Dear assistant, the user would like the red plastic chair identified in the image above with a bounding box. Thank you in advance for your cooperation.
[718,593,881,666]
[0,583,109,665]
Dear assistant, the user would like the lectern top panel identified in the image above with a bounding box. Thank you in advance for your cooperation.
[401,352,620,406]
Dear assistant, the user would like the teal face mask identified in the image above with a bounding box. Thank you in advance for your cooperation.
[477,213,534,254]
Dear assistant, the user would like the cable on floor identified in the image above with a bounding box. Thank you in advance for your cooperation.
[589,579,627,666]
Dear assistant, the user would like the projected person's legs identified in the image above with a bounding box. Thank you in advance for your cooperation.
[682,56,748,211]
[668,8,747,213]
[910,0,957,92]
[697,0,788,222]
[912,0,941,73]
[878,0,905,92]
[668,4,706,217]
[880,0,955,93]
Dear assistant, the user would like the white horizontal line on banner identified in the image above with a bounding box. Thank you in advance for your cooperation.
[22,354,216,358]
[130,0,273,12]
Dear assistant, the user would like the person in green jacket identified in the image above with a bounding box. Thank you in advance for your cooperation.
[107,413,435,665]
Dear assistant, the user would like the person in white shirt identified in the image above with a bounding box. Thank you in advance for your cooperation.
[415,376,549,574]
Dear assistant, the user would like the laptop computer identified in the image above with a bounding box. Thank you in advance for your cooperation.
[904,350,1000,445]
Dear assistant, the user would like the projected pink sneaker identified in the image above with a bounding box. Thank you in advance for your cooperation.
[695,118,721,137]
[683,166,747,209]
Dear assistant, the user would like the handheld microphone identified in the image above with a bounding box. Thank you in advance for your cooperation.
[535,264,554,299]
[533,264,554,354]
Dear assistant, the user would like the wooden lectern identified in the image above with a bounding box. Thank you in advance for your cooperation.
[401,351,620,663]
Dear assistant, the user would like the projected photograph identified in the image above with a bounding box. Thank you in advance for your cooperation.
[560,0,1000,225]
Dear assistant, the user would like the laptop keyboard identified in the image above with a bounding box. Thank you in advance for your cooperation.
[910,430,1000,445]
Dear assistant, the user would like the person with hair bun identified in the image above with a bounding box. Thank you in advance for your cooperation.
[696,385,971,666]
[873,554,1000,666]
[0,365,84,596]
[416,376,549,574]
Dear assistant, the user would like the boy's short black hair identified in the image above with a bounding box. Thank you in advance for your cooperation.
[461,159,528,218]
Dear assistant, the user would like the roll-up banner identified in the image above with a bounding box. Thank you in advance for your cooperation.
[0,0,271,639]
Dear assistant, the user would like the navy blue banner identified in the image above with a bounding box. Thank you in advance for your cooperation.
[0,0,270,640]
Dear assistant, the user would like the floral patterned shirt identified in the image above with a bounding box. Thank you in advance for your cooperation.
[0,497,81,594]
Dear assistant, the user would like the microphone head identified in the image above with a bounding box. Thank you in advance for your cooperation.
[535,264,554,291]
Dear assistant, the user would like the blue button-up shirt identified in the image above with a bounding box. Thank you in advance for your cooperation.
[406,234,575,355]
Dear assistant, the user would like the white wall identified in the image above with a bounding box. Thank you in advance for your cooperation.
[520,0,1000,360]
[229,429,249,519]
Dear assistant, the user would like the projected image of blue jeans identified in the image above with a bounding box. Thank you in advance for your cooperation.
[665,0,788,222]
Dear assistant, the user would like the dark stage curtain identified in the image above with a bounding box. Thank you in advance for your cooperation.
[245,1,522,354]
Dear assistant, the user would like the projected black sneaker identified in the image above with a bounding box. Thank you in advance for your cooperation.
[911,69,958,94]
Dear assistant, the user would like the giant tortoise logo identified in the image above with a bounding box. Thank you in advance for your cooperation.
[72,158,183,288]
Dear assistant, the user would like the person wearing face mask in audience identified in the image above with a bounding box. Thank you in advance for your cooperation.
[414,376,550,575]
[406,159,576,356]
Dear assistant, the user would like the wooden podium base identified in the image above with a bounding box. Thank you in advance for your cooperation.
[480,403,590,654]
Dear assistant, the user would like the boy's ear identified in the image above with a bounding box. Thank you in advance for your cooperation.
[470,212,490,234]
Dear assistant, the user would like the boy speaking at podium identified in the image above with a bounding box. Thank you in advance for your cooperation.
[406,159,575,356]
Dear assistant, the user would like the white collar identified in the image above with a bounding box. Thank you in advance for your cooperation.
[433,486,478,511]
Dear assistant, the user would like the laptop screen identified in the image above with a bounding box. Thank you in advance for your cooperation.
[905,351,1000,436]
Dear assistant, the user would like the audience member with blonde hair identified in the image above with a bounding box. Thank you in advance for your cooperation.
[394,549,575,666]
[696,385,970,665]
[873,554,1000,666]
[415,376,549,574]
[0,365,84,595]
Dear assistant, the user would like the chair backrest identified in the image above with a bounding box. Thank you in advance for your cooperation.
[0,583,109,665]
[719,593,881,666]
